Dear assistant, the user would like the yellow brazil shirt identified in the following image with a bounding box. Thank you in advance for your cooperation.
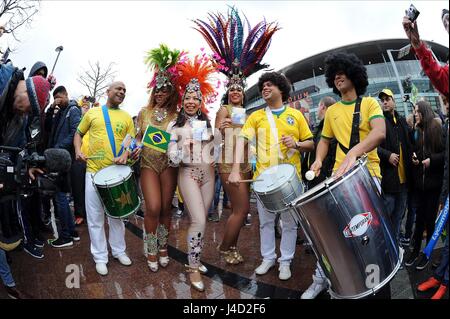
[240,106,313,179]
[77,106,135,173]
[321,97,384,178]
[393,116,407,184]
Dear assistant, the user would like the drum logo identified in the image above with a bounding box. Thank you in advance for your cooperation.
[343,212,373,238]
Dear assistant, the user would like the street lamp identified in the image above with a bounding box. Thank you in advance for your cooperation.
[386,46,408,115]
[50,45,64,74]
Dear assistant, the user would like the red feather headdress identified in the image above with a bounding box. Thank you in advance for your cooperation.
[176,54,218,114]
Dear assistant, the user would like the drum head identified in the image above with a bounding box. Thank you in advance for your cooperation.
[254,164,296,194]
[293,157,367,206]
[93,165,132,186]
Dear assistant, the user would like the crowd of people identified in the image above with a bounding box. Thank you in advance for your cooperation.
[0,7,448,300]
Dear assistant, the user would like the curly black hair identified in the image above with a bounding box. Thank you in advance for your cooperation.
[257,72,291,102]
[324,53,368,97]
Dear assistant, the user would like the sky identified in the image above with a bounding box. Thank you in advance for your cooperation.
[1,0,448,118]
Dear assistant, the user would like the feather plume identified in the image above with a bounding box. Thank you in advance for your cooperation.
[193,6,280,85]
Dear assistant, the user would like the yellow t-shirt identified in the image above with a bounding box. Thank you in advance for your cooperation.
[240,106,313,179]
[80,132,89,156]
[77,106,135,173]
[393,116,407,184]
[321,97,384,178]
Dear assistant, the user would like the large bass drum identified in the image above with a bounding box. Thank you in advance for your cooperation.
[290,157,402,299]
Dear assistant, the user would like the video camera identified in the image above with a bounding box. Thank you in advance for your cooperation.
[84,96,96,103]
[0,145,72,201]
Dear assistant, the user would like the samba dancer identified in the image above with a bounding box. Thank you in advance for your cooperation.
[307,53,387,299]
[74,82,140,276]
[137,45,184,272]
[167,55,219,292]
[228,72,314,281]
[193,7,280,265]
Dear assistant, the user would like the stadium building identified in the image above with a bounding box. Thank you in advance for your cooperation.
[245,39,448,126]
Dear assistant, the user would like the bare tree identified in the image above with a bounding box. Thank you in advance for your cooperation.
[77,61,117,103]
[0,0,40,41]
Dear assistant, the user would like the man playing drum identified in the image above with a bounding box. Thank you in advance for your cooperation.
[306,53,387,299]
[228,72,314,281]
[74,82,139,276]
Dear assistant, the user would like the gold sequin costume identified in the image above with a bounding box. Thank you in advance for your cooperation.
[138,107,177,174]
[218,105,252,174]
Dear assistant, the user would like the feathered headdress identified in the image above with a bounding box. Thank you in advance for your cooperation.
[192,6,280,89]
[144,43,185,90]
[176,54,218,114]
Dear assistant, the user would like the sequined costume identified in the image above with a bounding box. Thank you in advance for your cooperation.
[168,121,215,268]
[138,107,177,174]
[218,105,252,174]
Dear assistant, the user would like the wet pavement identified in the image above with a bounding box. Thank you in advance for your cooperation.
[0,199,447,300]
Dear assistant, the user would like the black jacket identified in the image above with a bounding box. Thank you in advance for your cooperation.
[377,111,412,193]
[306,119,337,187]
[411,121,445,191]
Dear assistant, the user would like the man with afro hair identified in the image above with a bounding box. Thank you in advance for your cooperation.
[311,52,385,178]
[305,53,387,299]
[229,71,314,281]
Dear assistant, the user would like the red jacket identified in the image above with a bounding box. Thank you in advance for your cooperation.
[414,42,449,98]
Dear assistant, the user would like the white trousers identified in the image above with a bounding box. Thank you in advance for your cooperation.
[85,173,127,263]
[257,200,298,265]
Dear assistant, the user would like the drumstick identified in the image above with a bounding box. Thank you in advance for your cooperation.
[86,155,103,160]
[226,178,264,184]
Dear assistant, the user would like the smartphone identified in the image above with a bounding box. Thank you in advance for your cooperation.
[406,4,420,23]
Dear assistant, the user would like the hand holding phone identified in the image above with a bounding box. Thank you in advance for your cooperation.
[406,4,420,23]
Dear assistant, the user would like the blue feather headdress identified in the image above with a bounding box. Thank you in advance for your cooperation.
[193,6,280,89]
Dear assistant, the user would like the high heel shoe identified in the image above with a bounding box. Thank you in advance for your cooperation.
[230,246,244,263]
[185,265,205,292]
[217,245,240,265]
[198,263,208,274]
[159,249,169,268]
[147,255,158,272]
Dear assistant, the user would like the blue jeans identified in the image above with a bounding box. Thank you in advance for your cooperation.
[383,185,408,241]
[0,249,15,287]
[435,234,449,285]
[54,192,75,240]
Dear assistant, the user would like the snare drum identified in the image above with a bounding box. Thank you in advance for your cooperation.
[93,165,141,219]
[253,164,304,214]
[290,157,402,299]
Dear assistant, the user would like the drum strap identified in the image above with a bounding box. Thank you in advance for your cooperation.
[102,105,124,158]
[338,97,362,155]
[265,107,285,160]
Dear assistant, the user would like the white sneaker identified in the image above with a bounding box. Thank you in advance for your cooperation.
[95,263,108,276]
[116,255,132,266]
[278,264,291,280]
[301,275,327,299]
[255,260,276,275]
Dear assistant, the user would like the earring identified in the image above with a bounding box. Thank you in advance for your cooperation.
[181,107,185,115]
[197,109,202,117]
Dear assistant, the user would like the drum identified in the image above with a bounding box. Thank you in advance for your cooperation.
[93,165,141,219]
[290,157,403,299]
[253,164,304,214]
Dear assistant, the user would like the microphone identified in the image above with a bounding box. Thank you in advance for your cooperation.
[43,149,72,173]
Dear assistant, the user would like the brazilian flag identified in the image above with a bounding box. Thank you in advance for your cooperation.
[142,125,170,153]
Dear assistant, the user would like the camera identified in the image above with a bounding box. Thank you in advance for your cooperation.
[406,4,420,23]
[84,96,96,103]
[0,145,72,201]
